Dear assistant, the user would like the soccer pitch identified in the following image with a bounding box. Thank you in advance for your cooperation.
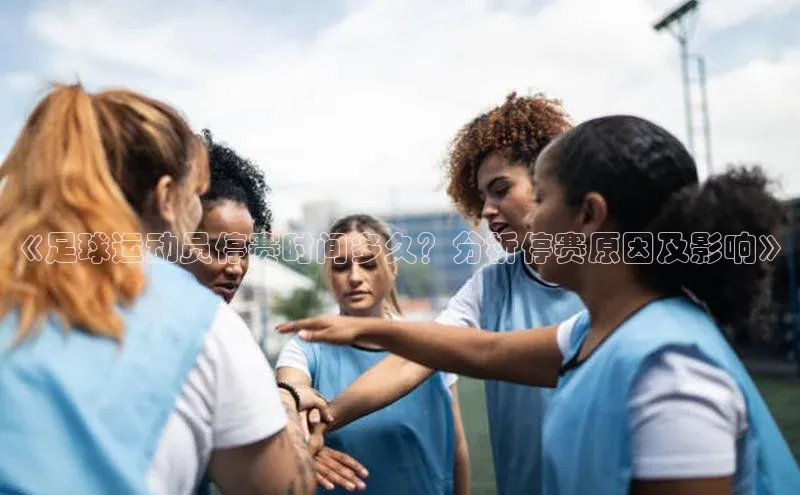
[458,375,800,494]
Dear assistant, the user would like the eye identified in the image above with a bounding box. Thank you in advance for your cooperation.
[490,181,510,198]
[360,261,378,270]
[331,258,351,272]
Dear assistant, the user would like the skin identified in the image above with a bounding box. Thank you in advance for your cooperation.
[306,153,544,431]
[277,231,471,494]
[186,199,254,303]
[154,169,318,494]
[329,231,395,319]
[278,141,735,495]
[184,198,362,492]
[477,152,538,255]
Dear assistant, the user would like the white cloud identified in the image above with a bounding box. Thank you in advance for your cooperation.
[1,71,41,94]
[18,0,800,226]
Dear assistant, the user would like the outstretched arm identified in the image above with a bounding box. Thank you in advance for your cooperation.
[276,317,564,388]
[276,350,368,492]
[325,354,434,431]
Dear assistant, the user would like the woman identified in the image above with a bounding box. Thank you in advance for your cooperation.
[279,116,800,494]
[0,84,317,494]
[185,129,272,303]
[297,93,585,495]
[276,214,470,495]
[186,129,367,493]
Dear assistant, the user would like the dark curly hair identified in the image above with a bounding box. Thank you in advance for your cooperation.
[201,129,272,233]
[445,92,572,224]
[546,115,785,339]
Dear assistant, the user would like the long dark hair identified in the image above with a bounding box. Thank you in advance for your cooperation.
[546,115,785,339]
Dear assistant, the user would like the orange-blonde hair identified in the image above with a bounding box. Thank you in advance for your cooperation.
[0,82,208,343]
[323,214,403,317]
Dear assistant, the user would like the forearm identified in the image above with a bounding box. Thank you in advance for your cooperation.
[328,355,433,431]
[278,391,317,492]
[453,439,470,495]
[450,384,470,495]
[362,320,562,386]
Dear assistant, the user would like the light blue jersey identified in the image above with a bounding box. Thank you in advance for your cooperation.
[543,297,800,495]
[477,251,585,495]
[295,337,455,495]
[0,259,221,494]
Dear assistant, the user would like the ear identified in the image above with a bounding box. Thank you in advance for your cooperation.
[388,258,398,279]
[152,174,178,227]
[579,192,608,235]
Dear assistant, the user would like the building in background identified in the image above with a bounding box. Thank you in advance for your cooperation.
[287,199,342,262]
[281,200,496,330]
[384,209,493,306]
[229,255,316,362]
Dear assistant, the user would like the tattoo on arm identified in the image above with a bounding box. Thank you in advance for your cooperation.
[280,397,316,494]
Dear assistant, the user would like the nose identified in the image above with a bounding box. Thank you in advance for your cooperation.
[482,198,499,222]
[223,256,245,278]
[347,265,365,285]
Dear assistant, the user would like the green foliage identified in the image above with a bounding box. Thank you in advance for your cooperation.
[272,286,325,321]
[396,259,432,297]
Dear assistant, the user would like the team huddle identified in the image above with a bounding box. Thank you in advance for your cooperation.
[0,84,798,495]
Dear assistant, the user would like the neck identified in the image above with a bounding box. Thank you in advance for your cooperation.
[340,305,386,318]
[578,266,665,344]
[144,227,184,263]
[340,306,387,350]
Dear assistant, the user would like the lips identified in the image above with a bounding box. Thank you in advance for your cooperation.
[490,222,510,234]
[213,281,240,300]
[345,290,370,298]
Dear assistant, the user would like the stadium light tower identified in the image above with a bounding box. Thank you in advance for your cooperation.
[653,0,713,174]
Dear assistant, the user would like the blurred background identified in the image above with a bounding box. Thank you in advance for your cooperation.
[2,0,798,492]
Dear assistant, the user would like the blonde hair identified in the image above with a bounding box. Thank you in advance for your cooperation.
[323,214,402,317]
[0,82,208,343]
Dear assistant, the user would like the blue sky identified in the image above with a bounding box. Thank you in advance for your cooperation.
[2,0,799,228]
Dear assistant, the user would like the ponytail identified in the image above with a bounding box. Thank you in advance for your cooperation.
[0,83,202,343]
[544,116,784,341]
[644,165,784,340]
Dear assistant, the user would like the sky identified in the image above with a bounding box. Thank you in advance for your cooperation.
[1,0,799,230]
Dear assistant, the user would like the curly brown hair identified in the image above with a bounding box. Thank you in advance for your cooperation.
[445,92,572,224]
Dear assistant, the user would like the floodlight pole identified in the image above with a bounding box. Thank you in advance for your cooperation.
[654,0,699,158]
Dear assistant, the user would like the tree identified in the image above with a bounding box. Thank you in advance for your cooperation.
[271,250,327,321]
[396,260,433,298]
[272,286,326,321]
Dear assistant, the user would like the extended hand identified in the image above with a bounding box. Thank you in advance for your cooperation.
[294,384,334,422]
[314,446,369,492]
[275,315,384,346]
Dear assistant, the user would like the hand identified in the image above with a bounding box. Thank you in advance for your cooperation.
[275,315,382,346]
[306,413,326,456]
[314,447,369,492]
[294,384,334,422]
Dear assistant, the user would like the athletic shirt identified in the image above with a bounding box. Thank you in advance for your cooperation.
[435,251,584,495]
[277,317,455,495]
[435,251,759,493]
[543,298,800,495]
[0,259,287,495]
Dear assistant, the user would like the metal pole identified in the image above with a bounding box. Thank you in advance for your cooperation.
[679,33,695,155]
[697,56,713,174]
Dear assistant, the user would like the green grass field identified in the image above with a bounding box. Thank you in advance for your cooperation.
[457,376,800,495]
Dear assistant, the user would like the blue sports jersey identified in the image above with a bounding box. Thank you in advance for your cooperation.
[543,297,800,494]
[295,336,455,495]
[478,251,585,495]
[0,258,220,494]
